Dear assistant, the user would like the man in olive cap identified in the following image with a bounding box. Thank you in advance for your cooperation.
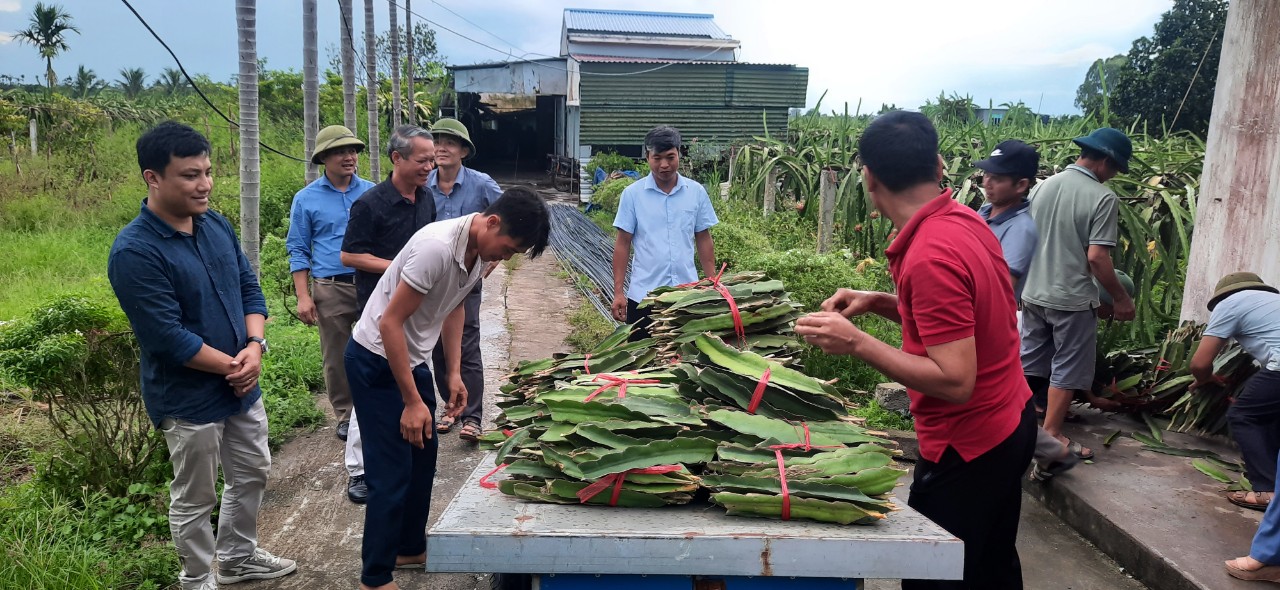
[1191,272,1280,511]
[424,117,503,443]
[1020,127,1137,461]
[287,125,375,442]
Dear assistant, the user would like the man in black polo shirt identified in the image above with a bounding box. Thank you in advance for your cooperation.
[338,124,436,503]
[341,125,437,310]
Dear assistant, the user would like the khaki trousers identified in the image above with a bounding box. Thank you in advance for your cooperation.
[160,399,271,589]
[313,279,360,423]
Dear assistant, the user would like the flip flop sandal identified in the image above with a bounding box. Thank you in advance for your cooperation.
[1064,439,1095,460]
[435,416,455,434]
[1226,557,1280,582]
[1228,491,1273,511]
[1030,454,1081,482]
[459,420,482,443]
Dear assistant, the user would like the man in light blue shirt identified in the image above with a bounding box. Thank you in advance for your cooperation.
[611,125,719,341]
[1191,272,1280,513]
[975,139,1040,301]
[424,118,503,442]
[286,125,376,499]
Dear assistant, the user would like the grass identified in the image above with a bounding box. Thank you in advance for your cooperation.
[566,298,615,354]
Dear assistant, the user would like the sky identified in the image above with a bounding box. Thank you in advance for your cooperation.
[0,0,1176,115]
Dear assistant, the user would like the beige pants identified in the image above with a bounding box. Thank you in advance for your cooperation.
[313,278,359,423]
[160,399,271,589]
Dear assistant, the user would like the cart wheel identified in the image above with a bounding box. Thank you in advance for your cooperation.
[490,573,532,590]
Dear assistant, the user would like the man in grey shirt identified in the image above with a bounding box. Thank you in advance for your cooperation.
[1020,127,1136,461]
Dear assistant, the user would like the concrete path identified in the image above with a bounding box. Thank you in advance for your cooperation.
[1031,410,1263,590]
[239,252,1152,590]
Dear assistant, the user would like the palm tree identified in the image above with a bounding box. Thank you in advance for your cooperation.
[237,0,261,273]
[303,0,320,183]
[364,0,381,179]
[117,67,147,99]
[339,0,357,133]
[388,0,402,128]
[13,2,80,92]
[71,65,105,98]
[405,0,415,124]
[156,67,187,96]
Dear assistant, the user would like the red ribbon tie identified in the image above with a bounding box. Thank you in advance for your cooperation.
[479,462,508,489]
[576,465,684,506]
[583,374,661,402]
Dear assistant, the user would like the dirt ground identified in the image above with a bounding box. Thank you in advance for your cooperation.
[242,253,576,590]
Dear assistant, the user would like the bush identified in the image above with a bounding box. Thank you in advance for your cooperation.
[589,151,641,175]
[590,177,634,213]
[0,297,162,497]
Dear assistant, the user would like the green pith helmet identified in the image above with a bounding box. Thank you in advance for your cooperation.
[311,125,365,164]
[1072,127,1133,173]
[1095,269,1136,306]
[429,118,476,158]
[1208,271,1278,311]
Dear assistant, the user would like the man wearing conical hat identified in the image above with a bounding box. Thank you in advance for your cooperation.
[1191,272,1280,513]
[285,125,376,502]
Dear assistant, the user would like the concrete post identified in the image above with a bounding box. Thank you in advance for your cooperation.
[763,167,778,217]
[1180,0,1280,322]
[818,168,837,254]
[28,119,36,156]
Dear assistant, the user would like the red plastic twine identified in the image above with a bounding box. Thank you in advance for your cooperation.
[582,374,661,402]
[502,429,514,437]
[766,422,840,520]
[583,353,592,375]
[479,463,508,489]
[747,367,772,414]
[576,465,684,506]
[673,264,747,348]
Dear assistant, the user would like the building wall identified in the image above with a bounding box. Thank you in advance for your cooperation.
[578,62,807,147]
[452,60,569,96]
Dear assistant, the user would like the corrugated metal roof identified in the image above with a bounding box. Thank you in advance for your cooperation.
[570,53,734,65]
[580,107,791,146]
[564,9,731,39]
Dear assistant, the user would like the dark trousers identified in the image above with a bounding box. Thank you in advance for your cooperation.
[431,286,484,425]
[1228,369,1280,492]
[903,401,1036,590]
[345,339,439,587]
[626,298,653,342]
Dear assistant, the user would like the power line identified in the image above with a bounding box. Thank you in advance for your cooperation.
[118,0,309,163]
[387,0,736,77]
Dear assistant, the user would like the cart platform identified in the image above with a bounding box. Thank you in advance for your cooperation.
[426,454,963,582]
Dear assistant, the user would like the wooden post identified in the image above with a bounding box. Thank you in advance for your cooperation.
[28,118,36,156]
[762,167,778,217]
[1180,0,1280,322]
[818,168,837,254]
[727,146,737,186]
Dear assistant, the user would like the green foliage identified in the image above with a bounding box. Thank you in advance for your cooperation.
[566,297,616,354]
[1075,55,1128,121]
[0,297,161,497]
[0,481,177,590]
[919,92,977,125]
[260,319,327,446]
[1110,0,1228,136]
[85,483,170,544]
[590,177,634,212]
[12,2,80,90]
[850,397,915,432]
[589,151,641,176]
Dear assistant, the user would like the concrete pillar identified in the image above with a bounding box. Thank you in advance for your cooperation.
[1180,0,1280,321]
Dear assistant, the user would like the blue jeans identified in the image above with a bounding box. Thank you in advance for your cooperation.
[1230,369,1280,492]
[345,339,439,587]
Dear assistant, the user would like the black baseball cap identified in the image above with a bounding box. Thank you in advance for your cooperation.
[975,140,1040,180]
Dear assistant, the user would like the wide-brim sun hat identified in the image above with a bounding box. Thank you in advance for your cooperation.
[1072,127,1133,174]
[1095,269,1136,306]
[429,118,476,159]
[311,125,365,165]
[1207,271,1278,311]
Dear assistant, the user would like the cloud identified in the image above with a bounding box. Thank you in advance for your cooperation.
[0,32,12,45]
[0,1,20,13]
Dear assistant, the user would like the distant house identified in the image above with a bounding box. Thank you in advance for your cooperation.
[448,8,809,195]
[974,107,1052,126]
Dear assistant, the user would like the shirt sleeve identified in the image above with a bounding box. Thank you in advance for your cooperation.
[1003,219,1038,278]
[613,184,637,234]
[1089,193,1120,246]
[399,238,452,295]
[1203,303,1239,339]
[482,175,503,209]
[107,246,205,365]
[906,256,977,347]
[695,187,719,232]
[285,192,312,273]
[342,198,377,255]
[221,215,268,318]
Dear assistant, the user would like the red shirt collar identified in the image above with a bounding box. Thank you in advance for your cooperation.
[884,188,954,262]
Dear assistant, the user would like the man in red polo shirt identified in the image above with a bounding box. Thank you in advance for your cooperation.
[797,111,1034,589]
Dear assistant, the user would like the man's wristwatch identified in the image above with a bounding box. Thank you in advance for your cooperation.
[247,336,269,354]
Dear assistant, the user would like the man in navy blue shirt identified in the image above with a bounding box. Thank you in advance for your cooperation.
[425,118,502,442]
[108,122,296,590]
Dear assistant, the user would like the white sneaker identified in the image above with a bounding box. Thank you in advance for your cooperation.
[216,547,298,584]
